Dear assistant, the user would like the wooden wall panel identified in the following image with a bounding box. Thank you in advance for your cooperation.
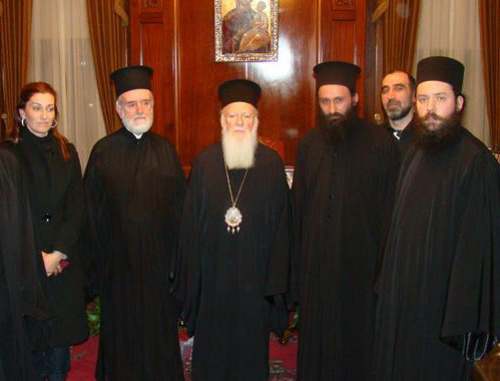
[245,0,318,163]
[364,0,383,123]
[130,0,368,167]
[177,0,243,165]
[130,0,176,144]
[320,0,366,114]
[327,21,356,62]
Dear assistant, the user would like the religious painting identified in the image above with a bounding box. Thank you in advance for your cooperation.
[215,0,279,62]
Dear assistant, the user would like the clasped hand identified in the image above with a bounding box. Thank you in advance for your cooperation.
[41,250,64,277]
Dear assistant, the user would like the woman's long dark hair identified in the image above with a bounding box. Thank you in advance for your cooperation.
[15,82,70,161]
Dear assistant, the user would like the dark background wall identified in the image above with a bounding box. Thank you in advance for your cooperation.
[129,0,373,166]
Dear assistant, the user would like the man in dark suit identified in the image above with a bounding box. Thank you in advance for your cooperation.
[380,70,416,156]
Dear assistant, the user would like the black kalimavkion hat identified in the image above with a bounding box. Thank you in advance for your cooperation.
[416,56,465,93]
[313,61,361,92]
[218,79,261,107]
[110,65,153,97]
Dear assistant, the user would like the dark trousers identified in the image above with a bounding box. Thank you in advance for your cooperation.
[32,346,70,381]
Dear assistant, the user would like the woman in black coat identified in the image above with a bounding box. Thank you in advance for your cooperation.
[14,82,88,381]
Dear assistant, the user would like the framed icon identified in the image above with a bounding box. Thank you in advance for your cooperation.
[215,0,279,62]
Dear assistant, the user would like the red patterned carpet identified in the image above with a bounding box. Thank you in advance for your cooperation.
[68,333,297,380]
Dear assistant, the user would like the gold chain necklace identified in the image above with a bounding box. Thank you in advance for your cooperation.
[224,164,249,234]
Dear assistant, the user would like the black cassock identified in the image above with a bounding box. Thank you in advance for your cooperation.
[383,117,416,157]
[292,119,400,380]
[177,143,290,381]
[373,127,500,381]
[0,147,41,381]
[84,128,186,381]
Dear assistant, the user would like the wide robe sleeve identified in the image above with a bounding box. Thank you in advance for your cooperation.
[0,147,43,380]
[373,130,401,276]
[290,133,326,307]
[0,146,44,319]
[263,160,291,337]
[82,146,109,297]
[52,144,85,259]
[175,160,202,337]
[166,146,187,286]
[264,170,291,297]
[441,151,500,359]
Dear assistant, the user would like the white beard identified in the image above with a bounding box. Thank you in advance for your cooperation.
[222,125,258,169]
[120,111,154,136]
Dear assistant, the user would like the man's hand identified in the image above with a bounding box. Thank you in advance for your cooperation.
[41,251,64,276]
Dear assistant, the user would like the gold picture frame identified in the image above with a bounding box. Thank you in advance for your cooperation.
[215,0,279,62]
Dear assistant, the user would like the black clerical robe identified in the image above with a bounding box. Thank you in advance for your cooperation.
[383,117,416,157]
[0,147,41,381]
[84,128,186,381]
[373,127,500,381]
[177,143,290,381]
[292,118,400,380]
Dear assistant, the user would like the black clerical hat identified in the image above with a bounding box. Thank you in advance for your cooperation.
[110,65,153,97]
[218,79,261,107]
[313,61,361,92]
[416,56,465,93]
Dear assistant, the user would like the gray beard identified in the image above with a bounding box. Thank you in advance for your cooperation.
[386,103,413,121]
[221,126,258,169]
[120,112,154,136]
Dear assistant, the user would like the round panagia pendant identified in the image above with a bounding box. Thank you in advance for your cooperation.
[225,206,242,234]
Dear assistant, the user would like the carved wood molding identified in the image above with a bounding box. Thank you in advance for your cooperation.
[143,0,161,8]
[332,0,355,11]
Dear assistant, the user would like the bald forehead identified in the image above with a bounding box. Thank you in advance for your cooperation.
[382,71,411,88]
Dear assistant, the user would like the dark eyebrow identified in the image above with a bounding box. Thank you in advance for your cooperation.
[30,102,54,107]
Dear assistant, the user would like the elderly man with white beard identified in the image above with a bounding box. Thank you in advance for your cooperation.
[84,66,186,381]
[176,79,291,381]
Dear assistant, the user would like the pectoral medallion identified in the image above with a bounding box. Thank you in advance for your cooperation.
[225,206,243,234]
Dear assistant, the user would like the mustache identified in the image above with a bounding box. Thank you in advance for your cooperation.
[318,107,356,146]
[422,112,445,122]
[387,99,400,107]
[325,112,343,122]
[415,110,462,152]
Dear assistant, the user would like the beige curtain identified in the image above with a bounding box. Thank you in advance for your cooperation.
[87,0,128,134]
[479,0,500,150]
[414,0,489,145]
[0,0,32,139]
[29,0,107,168]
